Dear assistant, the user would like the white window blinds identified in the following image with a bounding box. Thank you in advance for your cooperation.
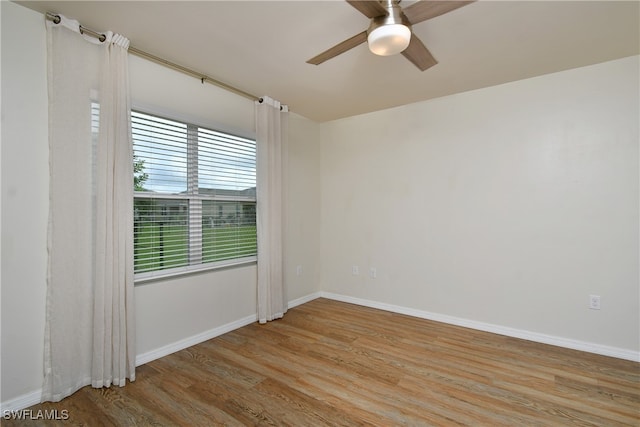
[128,110,257,278]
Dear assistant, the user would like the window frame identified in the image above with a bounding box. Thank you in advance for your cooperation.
[131,109,257,284]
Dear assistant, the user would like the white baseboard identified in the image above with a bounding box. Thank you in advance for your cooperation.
[135,313,257,366]
[320,292,640,362]
[0,390,42,414]
[135,292,322,368]
[288,291,322,309]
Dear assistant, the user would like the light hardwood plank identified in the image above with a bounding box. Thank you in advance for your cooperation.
[5,298,639,426]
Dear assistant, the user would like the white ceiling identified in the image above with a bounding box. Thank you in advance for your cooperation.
[17,0,640,122]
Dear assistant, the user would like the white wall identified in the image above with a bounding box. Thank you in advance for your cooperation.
[1,1,49,404]
[286,113,322,302]
[319,56,639,354]
[129,54,254,139]
[0,2,321,406]
[2,0,636,409]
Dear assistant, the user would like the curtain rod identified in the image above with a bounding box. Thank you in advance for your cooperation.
[45,12,259,102]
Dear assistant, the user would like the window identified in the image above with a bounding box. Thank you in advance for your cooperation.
[131,111,257,279]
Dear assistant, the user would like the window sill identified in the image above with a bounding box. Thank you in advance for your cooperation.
[134,256,257,285]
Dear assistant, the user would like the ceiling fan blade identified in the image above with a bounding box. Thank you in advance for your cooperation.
[307,31,368,65]
[402,35,437,71]
[403,0,474,25]
[346,0,389,18]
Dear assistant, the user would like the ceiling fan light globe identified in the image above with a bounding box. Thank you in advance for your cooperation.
[367,24,411,56]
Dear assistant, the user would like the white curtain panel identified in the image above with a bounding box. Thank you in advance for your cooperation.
[255,97,289,323]
[43,15,135,402]
[92,32,135,389]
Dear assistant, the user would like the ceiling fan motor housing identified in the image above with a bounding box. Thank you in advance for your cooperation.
[367,0,412,56]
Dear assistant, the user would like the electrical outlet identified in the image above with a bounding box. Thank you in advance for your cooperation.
[589,295,601,310]
[352,265,359,275]
[370,267,377,279]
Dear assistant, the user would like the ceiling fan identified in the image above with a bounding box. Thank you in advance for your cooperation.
[307,0,474,71]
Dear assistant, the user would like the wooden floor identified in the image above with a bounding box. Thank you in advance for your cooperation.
[7,298,639,426]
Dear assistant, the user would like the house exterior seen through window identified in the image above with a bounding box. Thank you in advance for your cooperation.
[132,111,257,278]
